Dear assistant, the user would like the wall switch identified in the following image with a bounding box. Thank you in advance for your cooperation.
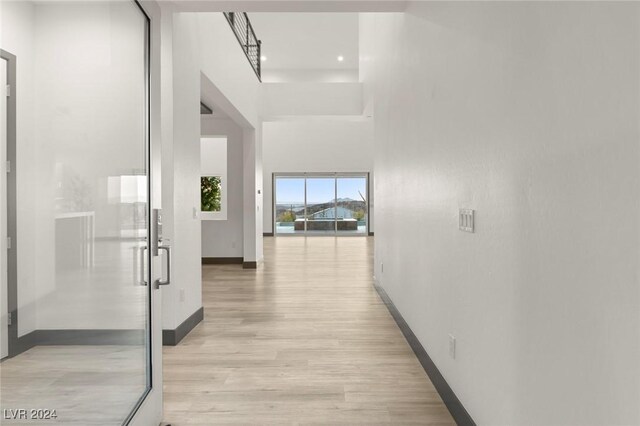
[381,262,384,273]
[449,334,456,359]
[180,288,185,302]
[459,209,475,233]
[193,207,199,219]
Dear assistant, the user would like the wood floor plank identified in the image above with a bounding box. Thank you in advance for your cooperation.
[163,237,454,425]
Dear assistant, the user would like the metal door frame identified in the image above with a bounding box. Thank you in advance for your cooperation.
[1,49,18,358]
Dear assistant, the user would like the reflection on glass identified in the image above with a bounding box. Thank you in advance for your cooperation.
[275,178,305,234]
[1,1,150,425]
[108,174,148,238]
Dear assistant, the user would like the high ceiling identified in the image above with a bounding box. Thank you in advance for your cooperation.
[249,13,359,71]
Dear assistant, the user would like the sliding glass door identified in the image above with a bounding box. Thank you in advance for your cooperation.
[274,177,305,234]
[274,173,369,236]
[336,177,368,235]
[306,177,337,235]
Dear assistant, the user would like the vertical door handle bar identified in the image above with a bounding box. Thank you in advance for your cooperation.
[155,245,171,287]
[139,246,148,286]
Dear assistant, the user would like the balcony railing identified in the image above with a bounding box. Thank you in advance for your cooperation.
[223,12,262,81]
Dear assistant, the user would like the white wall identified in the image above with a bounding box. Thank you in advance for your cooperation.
[261,82,363,117]
[201,117,244,258]
[201,137,227,178]
[262,69,358,84]
[363,3,640,425]
[161,11,203,331]
[197,13,260,128]
[262,119,374,234]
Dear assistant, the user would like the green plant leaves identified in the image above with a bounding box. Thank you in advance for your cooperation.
[201,176,222,212]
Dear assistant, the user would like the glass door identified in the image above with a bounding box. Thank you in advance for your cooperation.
[336,177,368,235]
[1,51,8,361]
[1,1,154,424]
[305,177,337,235]
[274,174,369,236]
[274,177,305,235]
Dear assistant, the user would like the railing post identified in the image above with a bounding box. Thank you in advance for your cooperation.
[244,13,250,53]
[257,40,262,78]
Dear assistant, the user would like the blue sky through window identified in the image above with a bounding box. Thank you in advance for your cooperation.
[275,177,366,205]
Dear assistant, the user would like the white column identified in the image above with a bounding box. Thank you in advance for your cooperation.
[242,126,263,265]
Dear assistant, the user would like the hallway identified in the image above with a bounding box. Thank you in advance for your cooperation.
[163,237,454,425]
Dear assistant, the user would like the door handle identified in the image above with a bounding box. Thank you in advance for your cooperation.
[155,245,171,287]
[139,246,148,286]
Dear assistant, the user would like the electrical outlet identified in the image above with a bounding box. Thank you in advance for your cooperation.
[231,241,236,249]
[180,288,185,302]
[449,334,456,359]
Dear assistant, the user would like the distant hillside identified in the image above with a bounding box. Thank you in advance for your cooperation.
[276,199,366,219]
[304,199,366,216]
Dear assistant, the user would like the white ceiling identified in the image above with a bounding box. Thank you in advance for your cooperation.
[249,13,359,70]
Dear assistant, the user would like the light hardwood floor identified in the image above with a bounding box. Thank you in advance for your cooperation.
[163,237,454,425]
[1,345,146,425]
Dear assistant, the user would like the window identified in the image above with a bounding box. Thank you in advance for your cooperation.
[274,173,369,235]
[201,137,227,220]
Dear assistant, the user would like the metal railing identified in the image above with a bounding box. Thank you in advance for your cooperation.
[223,12,262,81]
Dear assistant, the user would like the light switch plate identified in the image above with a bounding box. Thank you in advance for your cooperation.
[459,209,475,233]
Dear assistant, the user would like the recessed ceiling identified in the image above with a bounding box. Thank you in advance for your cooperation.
[249,13,359,70]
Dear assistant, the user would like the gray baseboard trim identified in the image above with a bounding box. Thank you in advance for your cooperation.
[368,232,374,236]
[242,261,258,269]
[263,232,274,237]
[374,283,476,426]
[163,306,204,346]
[11,329,145,357]
[37,329,144,345]
[202,257,243,265]
[14,331,38,356]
